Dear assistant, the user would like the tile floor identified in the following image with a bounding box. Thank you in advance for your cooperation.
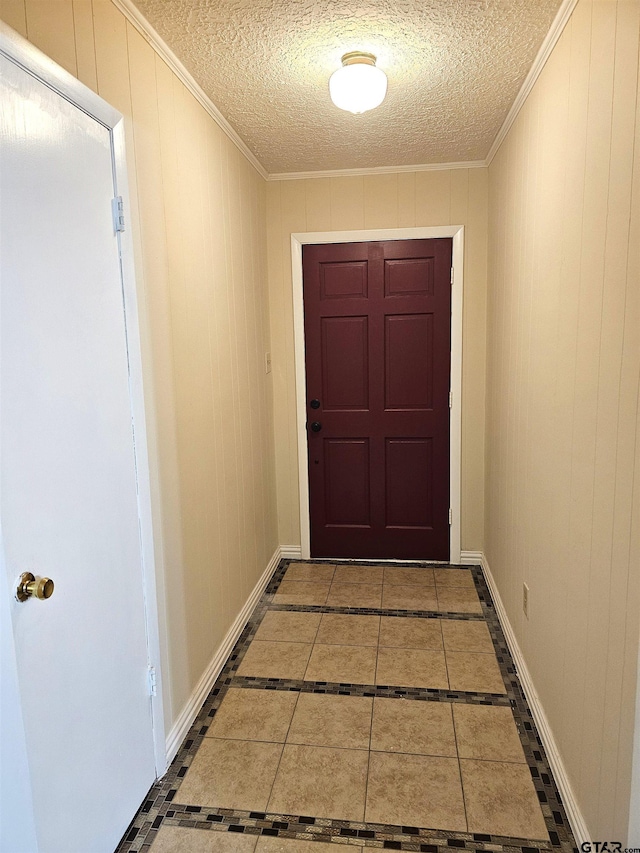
[116,560,577,853]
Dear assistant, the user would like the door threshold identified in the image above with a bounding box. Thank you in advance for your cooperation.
[307,556,455,565]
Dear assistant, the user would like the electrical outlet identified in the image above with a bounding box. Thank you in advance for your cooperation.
[265,352,271,374]
[523,582,529,619]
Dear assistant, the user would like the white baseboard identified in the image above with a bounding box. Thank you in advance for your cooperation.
[164,546,283,765]
[460,550,484,566]
[461,550,590,844]
[279,545,302,559]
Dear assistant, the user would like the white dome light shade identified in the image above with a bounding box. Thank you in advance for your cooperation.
[329,52,387,114]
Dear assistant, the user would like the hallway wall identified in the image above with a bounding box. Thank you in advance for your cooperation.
[486,0,640,839]
[266,169,488,553]
[0,0,278,737]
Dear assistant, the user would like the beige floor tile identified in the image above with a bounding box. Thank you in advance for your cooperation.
[453,704,525,762]
[283,562,336,582]
[436,586,483,614]
[375,647,449,689]
[150,825,257,852]
[333,564,384,584]
[381,584,438,611]
[460,759,548,839]
[441,619,494,654]
[379,616,443,649]
[304,644,377,684]
[287,693,373,749]
[268,744,368,821]
[326,582,382,608]
[272,581,330,605]
[207,688,298,742]
[178,738,282,811]
[371,697,456,756]
[254,611,321,644]
[365,752,466,831]
[315,613,380,646]
[446,651,506,694]
[383,567,435,586]
[434,568,476,588]
[237,641,312,679]
[256,839,362,853]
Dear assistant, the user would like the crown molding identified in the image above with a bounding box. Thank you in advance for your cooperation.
[485,0,579,165]
[268,159,487,182]
[111,0,577,182]
[111,0,484,182]
[110,0,269,181]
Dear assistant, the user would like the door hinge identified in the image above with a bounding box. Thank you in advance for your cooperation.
[450,266,454,285]
[147,665,157,697]
[448,391,453,408]
[448,508,453,525]
[112,196,125,233]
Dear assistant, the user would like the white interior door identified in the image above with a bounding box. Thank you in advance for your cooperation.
[1,44,156,853]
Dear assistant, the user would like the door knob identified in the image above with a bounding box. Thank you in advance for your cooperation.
[16,572,55,602]
[310,422,322,432]
[310,399,321,410]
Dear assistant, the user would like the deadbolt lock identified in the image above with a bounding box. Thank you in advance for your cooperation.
[16,572,55,602]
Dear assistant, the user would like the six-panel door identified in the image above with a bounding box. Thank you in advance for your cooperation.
[303,239,452,560]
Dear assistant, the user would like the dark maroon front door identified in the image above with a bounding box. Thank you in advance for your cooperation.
[303,239,452,561]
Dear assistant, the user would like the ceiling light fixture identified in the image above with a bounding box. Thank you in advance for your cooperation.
[329,52,387,114]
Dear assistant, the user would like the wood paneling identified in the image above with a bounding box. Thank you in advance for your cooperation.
[72,0,98,90]
[24,0,77,76]
[486,0,640,839]
[0,0,277,736]
[0,0,26,35]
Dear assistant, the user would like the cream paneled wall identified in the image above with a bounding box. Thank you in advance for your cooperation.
[486,0,640,840]
[0,0,278,733]
[266,169,488,551]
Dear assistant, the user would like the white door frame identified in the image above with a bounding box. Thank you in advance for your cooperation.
[291,226,464,564]
[0,22,166,774]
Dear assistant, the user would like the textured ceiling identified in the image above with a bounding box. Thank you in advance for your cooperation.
[134,0,563,174]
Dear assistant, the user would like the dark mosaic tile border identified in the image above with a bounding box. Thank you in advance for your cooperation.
[229,676,511,706]
[264,558,480,598]
[269,602,487,620]
[159,806,555,851]
[115,560,578,853]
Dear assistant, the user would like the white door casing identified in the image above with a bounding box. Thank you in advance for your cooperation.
[0,22,164,853]
[291,227,464,564]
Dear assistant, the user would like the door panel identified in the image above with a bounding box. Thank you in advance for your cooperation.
[321,317,369,410]
[324,439,371,526]
[384,314,433,410]
[384,256,434,297]
[1,53,155,852]
[320,260,368,299]
[385,439,433,528]
[303,239,452,560]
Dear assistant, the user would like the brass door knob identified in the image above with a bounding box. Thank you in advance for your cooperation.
[16,572,55,602]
